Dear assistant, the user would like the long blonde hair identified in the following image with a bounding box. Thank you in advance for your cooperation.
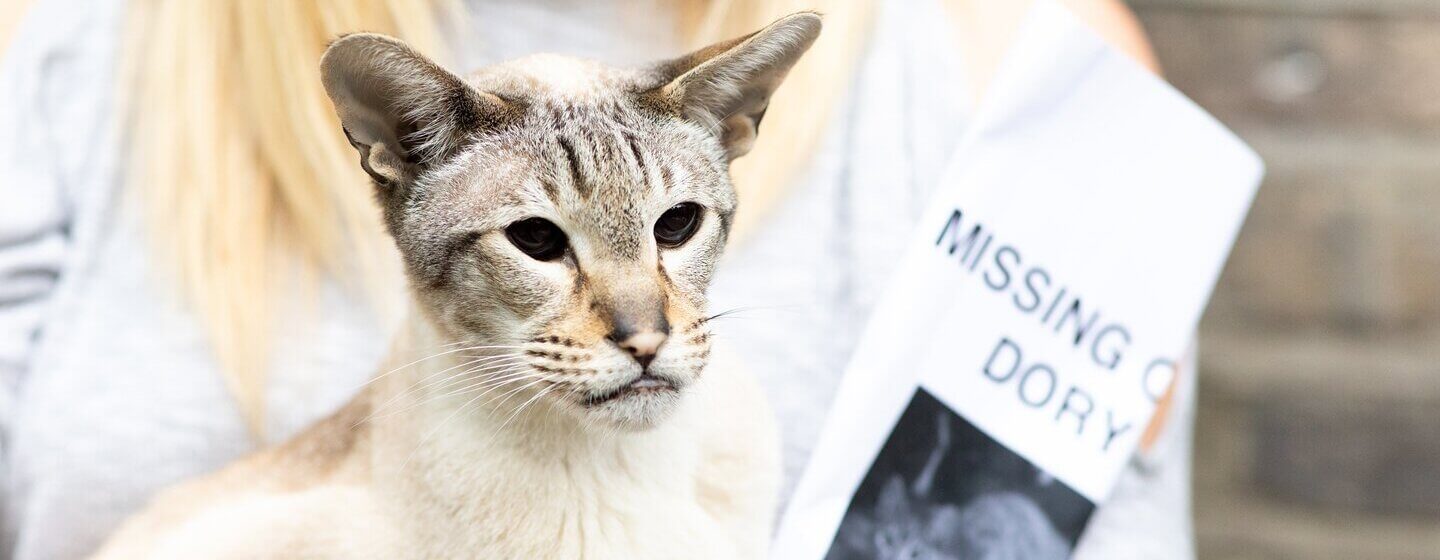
[124,0,871,435]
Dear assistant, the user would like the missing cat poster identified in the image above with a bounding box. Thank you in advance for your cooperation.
[770,1,1263,558]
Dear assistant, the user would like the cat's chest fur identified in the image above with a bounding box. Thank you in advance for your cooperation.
[369,366,750,558]
[91,347,775,560]
[387,450,742,558]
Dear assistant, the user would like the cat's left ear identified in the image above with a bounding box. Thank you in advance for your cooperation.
[651,12,821,160]
[321,33,511,189]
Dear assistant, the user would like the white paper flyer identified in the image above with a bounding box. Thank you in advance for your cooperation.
[770,2,1264,558]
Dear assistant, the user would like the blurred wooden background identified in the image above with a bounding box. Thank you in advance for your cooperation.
[1130,0,1440,557]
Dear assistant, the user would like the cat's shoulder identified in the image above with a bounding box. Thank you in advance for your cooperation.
[90,396,379,559]
[266,394,375,484]
[92,481,395,560]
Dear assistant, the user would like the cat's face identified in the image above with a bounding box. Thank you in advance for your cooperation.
[390,61,738,430]
[323,15,820,430]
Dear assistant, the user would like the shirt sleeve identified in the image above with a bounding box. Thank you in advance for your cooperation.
[0,0,80,519]
[1072,344,1199,560]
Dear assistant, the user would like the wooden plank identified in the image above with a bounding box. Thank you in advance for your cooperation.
[1203,127,1440,332]
[1137,9,1440,131]
[1131,0,1440,18]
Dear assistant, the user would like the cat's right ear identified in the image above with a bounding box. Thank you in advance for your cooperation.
[321,33,509,187]
[648,12,821,161]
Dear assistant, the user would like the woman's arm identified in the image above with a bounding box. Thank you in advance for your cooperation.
[943,0,1160,104]
[0,0,73,506]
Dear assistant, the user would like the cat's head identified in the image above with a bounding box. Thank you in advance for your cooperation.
[321,14,820,430]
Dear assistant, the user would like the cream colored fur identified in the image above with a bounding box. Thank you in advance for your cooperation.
[91,317,778,559]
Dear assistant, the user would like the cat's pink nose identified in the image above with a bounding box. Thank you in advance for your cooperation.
[613,330,667,369]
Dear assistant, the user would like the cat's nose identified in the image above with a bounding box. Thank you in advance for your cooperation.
[609,325,668,369]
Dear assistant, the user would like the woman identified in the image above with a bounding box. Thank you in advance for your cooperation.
[0,0,1185,558]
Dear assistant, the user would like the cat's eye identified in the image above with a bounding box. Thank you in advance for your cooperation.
[505,218,568,261]
[654,203,703,248]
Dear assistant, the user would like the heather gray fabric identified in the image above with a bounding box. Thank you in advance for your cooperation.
[0,0,1194,558]
[706,2,1195,557]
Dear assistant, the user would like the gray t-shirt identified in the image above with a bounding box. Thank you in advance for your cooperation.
[0,0,1195,558]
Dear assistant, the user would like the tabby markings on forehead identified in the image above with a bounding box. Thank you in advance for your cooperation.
[545,113,669,200]
[555,136,590,199]
[621,131,664,193]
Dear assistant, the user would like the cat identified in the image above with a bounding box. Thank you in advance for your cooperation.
[90,12,820,560]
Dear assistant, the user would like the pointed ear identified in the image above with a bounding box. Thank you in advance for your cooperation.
[652,12,821,160]
[320,33,510,187]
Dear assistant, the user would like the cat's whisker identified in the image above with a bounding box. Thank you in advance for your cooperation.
[358,356,528,426]
[368,350,523,398]
[371,367,539,421]
[415,351,527,380]
[409,343,524,358]
[398,370,553,471]
[699,304,797,324]
[436,366,543,399]
[377,353,513,398]
[423,338,484,351]
[355,355,492,427]
[428,368,540,402]
[356,344,526,390]
[482,376,552,413]
[418,356,529,394]
[492,383,559,437]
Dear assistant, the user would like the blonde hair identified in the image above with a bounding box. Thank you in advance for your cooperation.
[674,0,873,241]
[124,0,871,436]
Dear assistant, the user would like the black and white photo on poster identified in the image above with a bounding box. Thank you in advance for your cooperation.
[825,389,1093,560]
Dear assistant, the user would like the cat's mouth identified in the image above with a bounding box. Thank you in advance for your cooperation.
[583,374,679,407]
